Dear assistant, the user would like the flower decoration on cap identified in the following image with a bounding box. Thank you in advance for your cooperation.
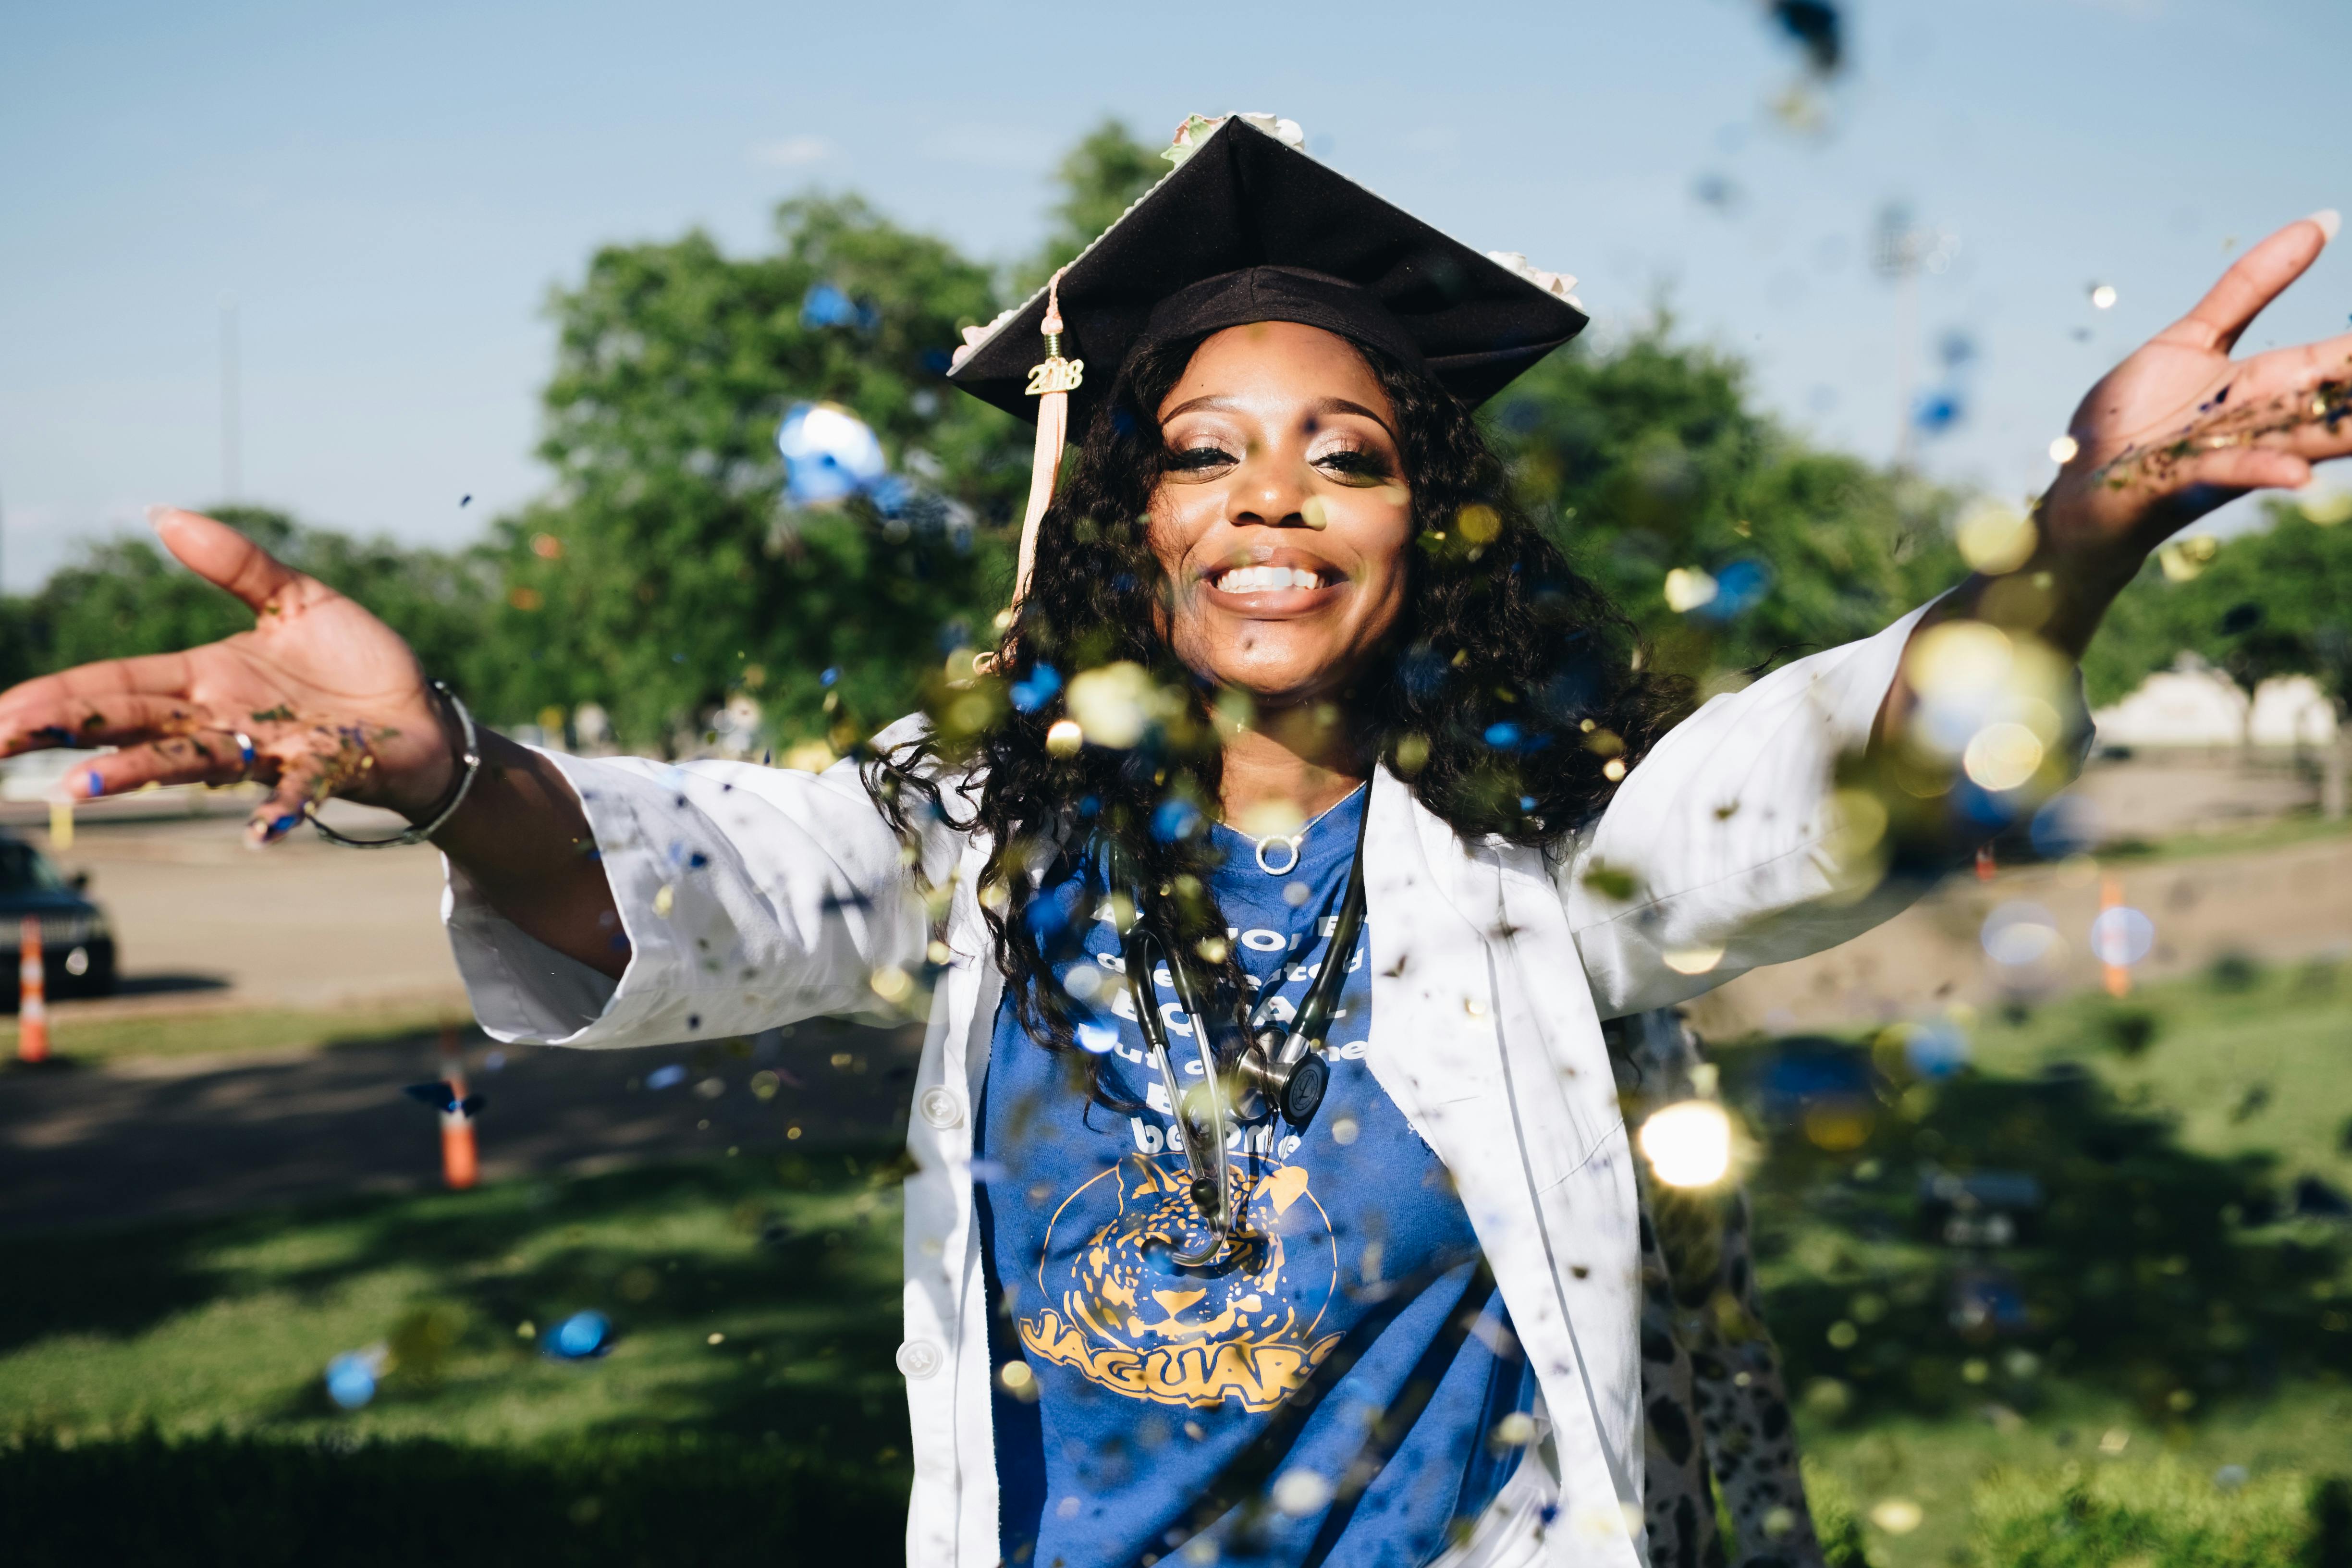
[1485,251,1584,310]
[1164,112,1304,168]
[951,306,1019,374]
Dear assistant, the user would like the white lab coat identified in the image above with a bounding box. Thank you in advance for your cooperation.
[443,600,1987,1568]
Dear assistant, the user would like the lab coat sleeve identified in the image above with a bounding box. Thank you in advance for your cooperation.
[1557,600,2085,1018]
[440,730,954,1048]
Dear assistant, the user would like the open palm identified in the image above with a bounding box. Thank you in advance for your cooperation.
[2046,212,2350,562]
[0,510,453,843]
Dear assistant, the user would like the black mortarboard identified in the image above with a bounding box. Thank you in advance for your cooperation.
[948,114,1587,427]
[951,113,1588,597]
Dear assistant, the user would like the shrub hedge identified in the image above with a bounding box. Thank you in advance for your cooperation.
[0,1429,907,1568]
[1968,1461,2351,1568]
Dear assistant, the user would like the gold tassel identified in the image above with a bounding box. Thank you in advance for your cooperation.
[1014,269,1082,603]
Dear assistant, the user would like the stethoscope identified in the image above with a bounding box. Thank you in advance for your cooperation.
[1110,790,1369,1266]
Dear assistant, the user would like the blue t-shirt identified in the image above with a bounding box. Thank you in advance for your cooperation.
[977,787,1535,1568]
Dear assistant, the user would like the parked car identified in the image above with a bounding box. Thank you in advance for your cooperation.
[0,833,116,1001]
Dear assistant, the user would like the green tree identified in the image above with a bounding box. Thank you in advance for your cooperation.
[16,506,495,699]
[498,196,1024,748]
[1025,118,1167,287]
[1485,324,1964,683]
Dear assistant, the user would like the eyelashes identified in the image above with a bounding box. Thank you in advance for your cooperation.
[1315,449,1393,483]
[1167,445,1235,471]
[1161,444,1395,482]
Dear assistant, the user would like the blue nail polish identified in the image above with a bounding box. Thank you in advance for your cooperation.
[85,770,103,798]
[268,811,300,841]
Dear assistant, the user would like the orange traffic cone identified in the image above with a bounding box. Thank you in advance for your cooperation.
[440,1026,478,1189]
[2099,875,2131,998]
[17,916,48,1064]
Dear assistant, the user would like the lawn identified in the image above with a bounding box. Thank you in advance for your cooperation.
[1718,955,2352,1566]
[0,1149,913,1563]
[1,1000,478,1066]
[3,961,2348,1564]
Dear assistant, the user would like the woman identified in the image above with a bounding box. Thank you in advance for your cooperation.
[4,117,2344,1567]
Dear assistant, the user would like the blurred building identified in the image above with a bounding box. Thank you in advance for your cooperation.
[2091,656,2338,750]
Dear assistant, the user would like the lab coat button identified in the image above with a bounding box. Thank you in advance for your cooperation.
[896,1340,943,1379]
[919,1087,964,1129]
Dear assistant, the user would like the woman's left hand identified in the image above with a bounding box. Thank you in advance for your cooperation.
[2038,211,2348,598]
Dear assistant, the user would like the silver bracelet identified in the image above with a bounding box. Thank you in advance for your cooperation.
[308,682,483,849]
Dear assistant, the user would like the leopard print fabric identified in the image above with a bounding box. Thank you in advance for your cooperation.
[1615,1010,1826,1568]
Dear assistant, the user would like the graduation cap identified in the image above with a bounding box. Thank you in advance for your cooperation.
[946,112,1589,598]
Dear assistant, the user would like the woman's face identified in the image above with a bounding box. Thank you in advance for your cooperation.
[1151,321,1414,709]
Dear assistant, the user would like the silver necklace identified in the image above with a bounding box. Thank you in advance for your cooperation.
[1247,784,1366,877]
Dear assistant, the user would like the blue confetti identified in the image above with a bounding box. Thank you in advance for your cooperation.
[1152,798,1205,842]
[546,1311,613,1361]
[1483,722,1521,749]
[1694,557,1774,623]
[777,401,888,507]
[1912,388,1965,435]
[646,1064,687,1090]
[820,667,840,687]
[799,282,880,334]
[1011,664,1063,713]
[1902,1018,1970,1079]
[324,1349,381,1409]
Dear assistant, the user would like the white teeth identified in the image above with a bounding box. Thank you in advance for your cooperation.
[1213,565,1323,593]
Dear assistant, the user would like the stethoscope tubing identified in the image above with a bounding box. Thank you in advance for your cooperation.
[1111,789,1370,1262]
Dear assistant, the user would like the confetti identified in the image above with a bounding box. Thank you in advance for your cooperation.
[1638,1101,1733,1188]
[323,1346,387,1409]
[2088,905,2155,968]
[1870,1498,1923,1534]
[545,1311,613,1360]
[1980,902,2059,966]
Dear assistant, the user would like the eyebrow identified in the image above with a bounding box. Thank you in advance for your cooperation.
[1160,393,1398,441]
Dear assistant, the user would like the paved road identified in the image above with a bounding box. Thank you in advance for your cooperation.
[0,1017,924,1235]
[22,800,466,1013]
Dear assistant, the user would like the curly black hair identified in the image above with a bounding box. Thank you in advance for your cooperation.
[868,331,1688,1103]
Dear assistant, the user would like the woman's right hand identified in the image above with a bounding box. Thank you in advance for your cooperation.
[0,508,458,846]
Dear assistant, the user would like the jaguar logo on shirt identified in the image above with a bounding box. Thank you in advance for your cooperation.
[1018,1152,1343,1412]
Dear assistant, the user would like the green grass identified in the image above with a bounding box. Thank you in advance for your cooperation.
[1970,956,2352,1188]
[1716,960,2352,1566]
[2098,804,2352,868]
[0,1002,477,1067]
[6,964,2350,1563]
[0,1152,909,1453]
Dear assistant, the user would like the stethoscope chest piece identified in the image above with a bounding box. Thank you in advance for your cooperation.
[1276,1051,1327,1126]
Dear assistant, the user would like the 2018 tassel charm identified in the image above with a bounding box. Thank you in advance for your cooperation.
[1015,269,1083,601]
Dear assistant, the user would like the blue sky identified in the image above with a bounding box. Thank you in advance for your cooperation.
[4,0,2347,588]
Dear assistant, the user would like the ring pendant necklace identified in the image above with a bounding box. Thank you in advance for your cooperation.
[1248,784,1365,876]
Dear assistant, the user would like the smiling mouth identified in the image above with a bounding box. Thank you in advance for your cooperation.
[1206,564,1336,593]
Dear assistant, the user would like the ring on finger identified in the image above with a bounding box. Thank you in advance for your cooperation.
[233,731,257,780]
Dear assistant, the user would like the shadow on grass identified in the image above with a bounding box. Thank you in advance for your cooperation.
[1717,1030,2352,1429]
[0,1427,905,1568]
[0,1151,913,1450]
